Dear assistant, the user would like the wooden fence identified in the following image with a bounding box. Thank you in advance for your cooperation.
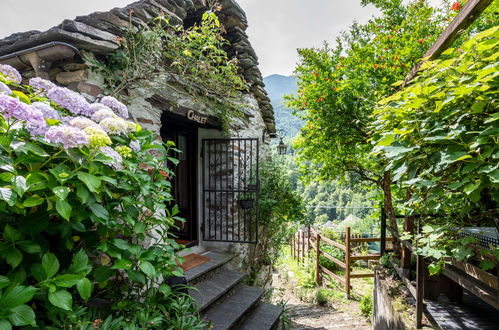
[291,225,393,298]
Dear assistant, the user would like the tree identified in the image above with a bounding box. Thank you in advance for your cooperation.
[287,0,453,236]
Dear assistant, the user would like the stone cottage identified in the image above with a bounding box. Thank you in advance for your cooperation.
[0,0,282,328]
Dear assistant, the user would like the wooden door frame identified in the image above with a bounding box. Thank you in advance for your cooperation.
[161,112,199,243]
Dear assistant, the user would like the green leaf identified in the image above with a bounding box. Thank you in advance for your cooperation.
[93,267,114,282]
[139,261,156,277]
[77,172,101,193]
[53,186,70,200]
[48,290,72,311]
[428,263,441,276]
[76,185,90,204]
[89,202,109,220]
[0,187,14,205]
[126,269,146,284]
[17,241,41,254]
[463,180,481,195]
[0,319,12,330]
[0,285,37,309]
[55,199,72,220]
[22,195,45,207]
[5,247,22,268]
[70,250,89,274]
[8,305,36,327]
[42,252,60,279]
[3,225,21,241]
[0,276,11,290]
[11,176,28,197]
[172,269,184,277]
[54,274,81,288]
[29,264,46,282]
[77,278,92,301]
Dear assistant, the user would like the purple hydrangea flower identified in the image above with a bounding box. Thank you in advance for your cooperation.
[47,87,92,116]
[0,82,12,95]
[44,125,89,149]
[130,140,141,152]
[25,108,48,136]
[69,116,100,130]
[32,102,60,120]
[0,94,30,120]
[29,77,56,96]
[0,64,22,84]
[100,96,129,119]
[90,106,117,122]
[100,146,123,170]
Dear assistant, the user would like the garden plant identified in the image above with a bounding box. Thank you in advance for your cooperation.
[0,65,203,329]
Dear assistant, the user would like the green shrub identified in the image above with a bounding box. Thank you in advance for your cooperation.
[0,66,202,327]
[359,294,373,319]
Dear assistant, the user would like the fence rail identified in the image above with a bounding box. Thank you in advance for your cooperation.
[291,225,393,297]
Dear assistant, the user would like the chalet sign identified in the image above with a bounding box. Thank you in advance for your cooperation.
[187,110,208,124]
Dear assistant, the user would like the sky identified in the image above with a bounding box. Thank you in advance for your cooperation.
[0,0,435,77]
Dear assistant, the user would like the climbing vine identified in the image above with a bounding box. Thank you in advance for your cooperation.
[371,26,499,273]
[86,8,248,128]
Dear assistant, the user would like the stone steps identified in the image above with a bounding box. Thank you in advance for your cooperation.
[190,269,246,312]
[186,250,282,330]
[202,284,264,330]
[185,251,234,284]
[238,302,283,330]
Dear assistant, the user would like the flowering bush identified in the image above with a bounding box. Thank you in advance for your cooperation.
[0,65,200,328]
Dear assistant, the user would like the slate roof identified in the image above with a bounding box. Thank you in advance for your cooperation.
[0,0,275,133]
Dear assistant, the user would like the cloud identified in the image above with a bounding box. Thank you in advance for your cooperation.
[237,0,379,77]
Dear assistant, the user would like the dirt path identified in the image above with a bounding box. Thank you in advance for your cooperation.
[272,272,370,330]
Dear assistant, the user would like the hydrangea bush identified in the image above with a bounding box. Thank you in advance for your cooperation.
[0,65,201,328]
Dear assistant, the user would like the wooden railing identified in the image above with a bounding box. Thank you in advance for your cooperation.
[291,226,393,298]
[380,209,499,328]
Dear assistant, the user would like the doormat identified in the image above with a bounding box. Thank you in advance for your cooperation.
[180,253,211,272]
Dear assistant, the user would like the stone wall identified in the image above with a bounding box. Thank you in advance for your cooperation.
[0,0,276,134]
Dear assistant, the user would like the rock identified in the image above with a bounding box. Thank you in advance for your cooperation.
[110,7,147,27]
[75,15,126,37]
[250,86,268,101]
[145,0,183,26]
[62,63,87,72]
[68,81,103,97]
[91,12,129,28]
[56,70,87,85]
[0,28,118,57]
[60,20,118,43]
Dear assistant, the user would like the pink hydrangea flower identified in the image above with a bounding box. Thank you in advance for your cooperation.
[100,96,129,119]
[44,125,89,149]
[48,87,92,116]
[0,64,22,84]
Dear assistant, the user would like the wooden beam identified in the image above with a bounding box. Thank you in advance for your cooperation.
[345,227,351,298]
[320,235,347,251]
[450,259,498,291]
[350,254,381,261]
[322,251,347,269]
[402,0,494,87]
[350,273,374,279]
[350,237,394,243]
[320,265,346,286]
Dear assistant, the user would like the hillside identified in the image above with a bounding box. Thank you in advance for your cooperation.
[263,74,304,139]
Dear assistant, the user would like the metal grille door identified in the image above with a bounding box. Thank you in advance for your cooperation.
[202,138,259,243]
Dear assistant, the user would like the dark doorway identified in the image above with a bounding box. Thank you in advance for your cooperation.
[161,115,198,245]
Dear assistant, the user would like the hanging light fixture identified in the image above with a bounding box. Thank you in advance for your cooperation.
[277,137,287,155]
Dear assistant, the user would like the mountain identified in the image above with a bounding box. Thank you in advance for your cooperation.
[263,74,304,139]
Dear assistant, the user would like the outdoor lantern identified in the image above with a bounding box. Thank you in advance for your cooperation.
[277,138,287,155]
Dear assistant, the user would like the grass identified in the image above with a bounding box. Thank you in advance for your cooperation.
[276,245,374,309]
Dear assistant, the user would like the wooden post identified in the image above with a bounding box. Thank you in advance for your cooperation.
[301,230,305,264]
[380,207,386,256]
[402,215,415,271]
[316,233,322,285]
[291,234,295,259]
[307,225,311,258]
[345,226,351,299]
[416,220,424,328]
